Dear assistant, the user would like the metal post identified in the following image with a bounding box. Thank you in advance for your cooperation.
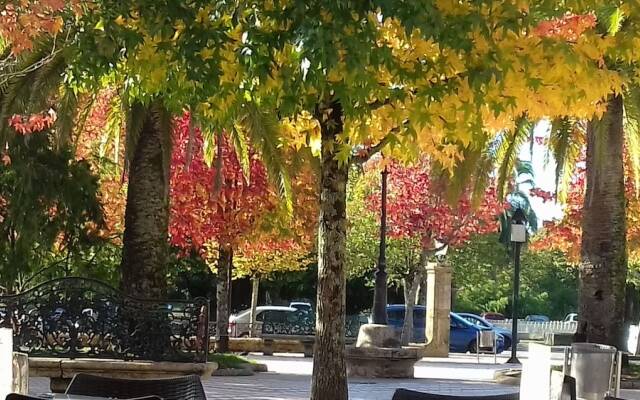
[477,331,480,364]
[507,241,521,364]
[494,334,497,365]
[371,168,389,325]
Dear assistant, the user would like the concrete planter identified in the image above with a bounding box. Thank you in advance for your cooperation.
[345,346,421,379]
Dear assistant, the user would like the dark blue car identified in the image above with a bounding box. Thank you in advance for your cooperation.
[457,312,512,350]
[385,305,505,353]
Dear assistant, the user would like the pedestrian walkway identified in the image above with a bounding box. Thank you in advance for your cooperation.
[206,373,517,400]
[28,353,640,399]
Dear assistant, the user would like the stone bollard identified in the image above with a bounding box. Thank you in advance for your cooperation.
[12,352,29,394]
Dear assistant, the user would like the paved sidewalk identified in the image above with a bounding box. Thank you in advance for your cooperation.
[28,353,640,399]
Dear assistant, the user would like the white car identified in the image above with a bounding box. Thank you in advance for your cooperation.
[564,313,578,322]
[289,302,313,313]
[229,306,302,337]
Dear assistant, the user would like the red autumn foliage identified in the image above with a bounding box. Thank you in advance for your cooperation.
[529,187,555,203]
[367,159,504,251]
[169,114,275,253]
[0,0,81,54]
[532,158,640,263]
[75,90,127,238]
[8,112,55,135]
[534,13,597,42]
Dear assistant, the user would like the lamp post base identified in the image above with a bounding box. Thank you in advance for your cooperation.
[506,356,521,364]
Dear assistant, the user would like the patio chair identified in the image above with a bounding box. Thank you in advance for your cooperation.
[392,389,519,400]
[6,395,162,400]
[65,373,206,400]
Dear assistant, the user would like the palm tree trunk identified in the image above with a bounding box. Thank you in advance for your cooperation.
[120,108,169,300]
[579,94,627,347]
[216,245,232,352]
[310,101,348,400]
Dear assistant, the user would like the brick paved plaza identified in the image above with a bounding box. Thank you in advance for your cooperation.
[28,353,640,399]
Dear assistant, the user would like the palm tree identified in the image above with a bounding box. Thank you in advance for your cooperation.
[0,45,174,299]
[0,42,291,304]
[463,93,633,347]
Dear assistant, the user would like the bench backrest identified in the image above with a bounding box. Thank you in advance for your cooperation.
[0,277,209,362]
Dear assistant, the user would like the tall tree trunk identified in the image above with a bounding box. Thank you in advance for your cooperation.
[121,108,169,299]
[401,274,421,345]
[579,94,627,347]
[310,101,348,400]
[250,276,260,337]
[415,281,422,305]
[216,245,233,353]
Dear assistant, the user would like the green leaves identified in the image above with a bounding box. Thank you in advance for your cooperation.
[495,117,533,200]
[450,233,577,318]
[597,5,625,36]
[235,102,293,214]
[547,117,584,202]
[0,131,105,292]
[624,87,640,196]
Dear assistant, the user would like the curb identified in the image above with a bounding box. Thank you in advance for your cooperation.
[212,368,254,376]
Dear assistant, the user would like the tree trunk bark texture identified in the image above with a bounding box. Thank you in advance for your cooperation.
[250,276,260,337]
[310,101,349,400]
[216,245,233,353]
[120,108,169,300]
[401,274,422,346]
[579,94,627,348]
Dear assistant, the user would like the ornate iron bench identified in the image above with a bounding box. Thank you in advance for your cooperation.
[0,278,213,392]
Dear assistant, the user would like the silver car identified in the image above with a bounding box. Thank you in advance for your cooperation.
[229,306,301,337]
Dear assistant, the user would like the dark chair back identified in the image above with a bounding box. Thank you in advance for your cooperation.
[66,373,206,400]
[392,389,519,400]
[6,393,162,400]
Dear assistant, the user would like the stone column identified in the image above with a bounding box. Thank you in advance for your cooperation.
[423,262,452,357]
[12,352,28,395]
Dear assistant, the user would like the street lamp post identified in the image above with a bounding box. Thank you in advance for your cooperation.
[507,208,527,365]
[371,168,389,325]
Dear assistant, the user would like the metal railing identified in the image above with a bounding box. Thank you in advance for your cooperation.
[0,277,210,362]
[492,320,577,339]
[210,314,367,338]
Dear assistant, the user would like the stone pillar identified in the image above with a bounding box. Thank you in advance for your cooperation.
[12,352,29,395]
[423,262,452,357]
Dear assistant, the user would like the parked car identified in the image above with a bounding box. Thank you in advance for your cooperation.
[385,305,505,353]
[564,313,578,322]
[289,302,313,314]
[525,314,550,322]
[457,312,512,350]
[229,306,311,337]
[481,312,505,321]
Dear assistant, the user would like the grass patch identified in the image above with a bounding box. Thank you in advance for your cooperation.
[623,363,640,378]
[208,353,255,369]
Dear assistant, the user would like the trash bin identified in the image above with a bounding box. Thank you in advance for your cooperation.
[569,343,616,400]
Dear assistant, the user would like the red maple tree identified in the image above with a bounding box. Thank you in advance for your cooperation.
[531,159,640,263]
[367,159,504,252]
[169,114,275,254]
[0,0,81,54]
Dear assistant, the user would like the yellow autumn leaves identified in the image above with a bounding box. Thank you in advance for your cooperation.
[112,2,630,174]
